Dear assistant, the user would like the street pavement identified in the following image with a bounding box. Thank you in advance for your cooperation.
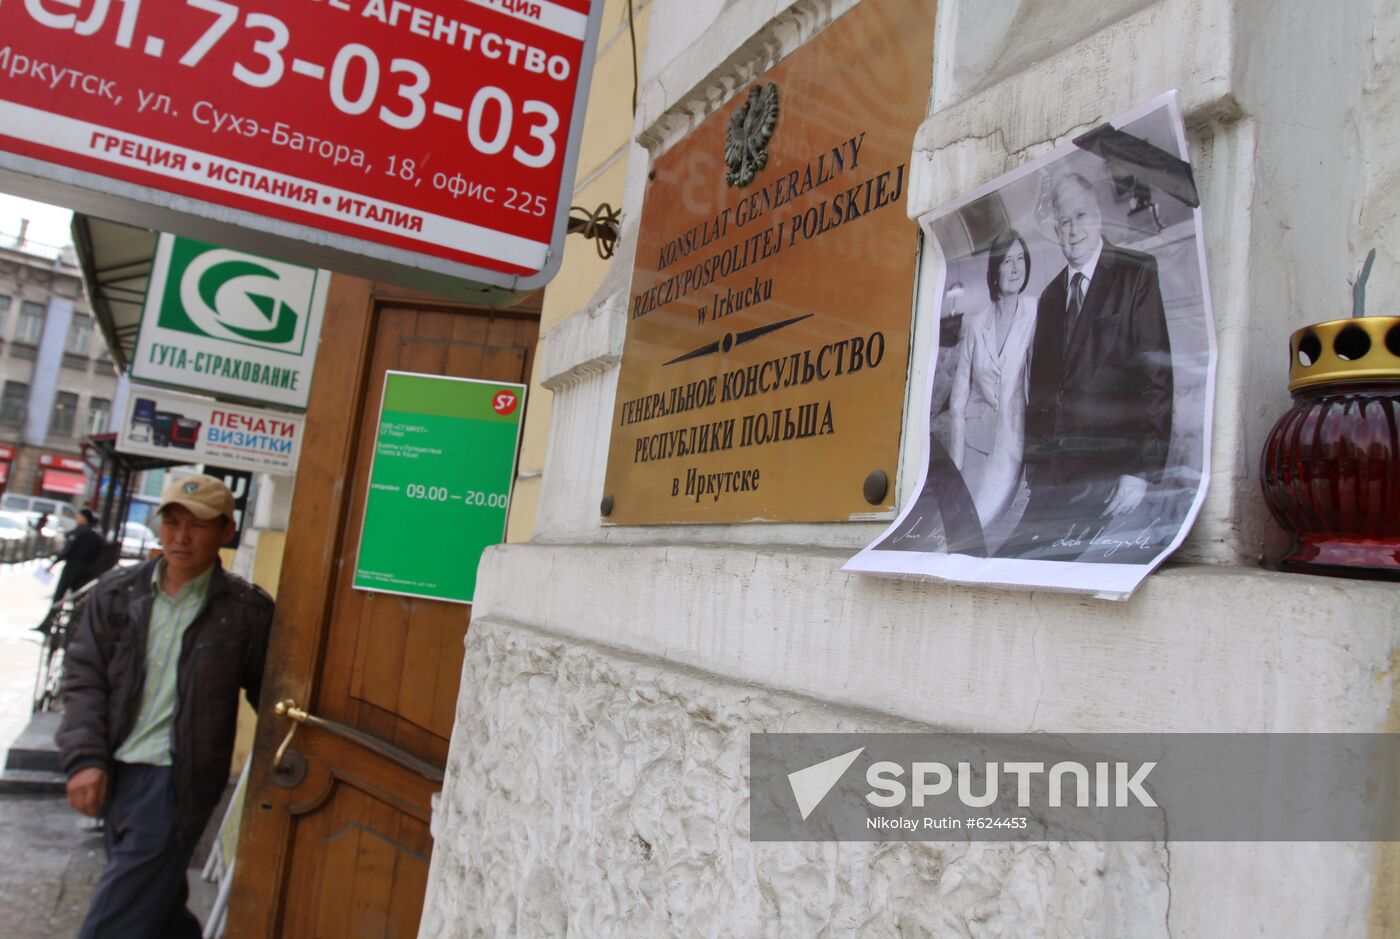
[0,560,105,937]
[0,559,53,767]
[0,790,106,938]
[0,559,218,936]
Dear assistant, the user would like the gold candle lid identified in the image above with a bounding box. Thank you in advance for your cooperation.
[1288,315,1400,391]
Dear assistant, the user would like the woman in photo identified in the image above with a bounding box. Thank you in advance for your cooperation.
[947,228,1038,535]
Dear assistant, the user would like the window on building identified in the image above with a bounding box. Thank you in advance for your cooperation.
[85,396,111,435]
[49,390,78,436]
[139,469,168,498]
[0,294,10,335]
[0,381,27,424]
[66,314,93,355]
[16,300,44,345]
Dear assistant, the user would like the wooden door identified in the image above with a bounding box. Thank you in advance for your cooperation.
[228,276,539,938]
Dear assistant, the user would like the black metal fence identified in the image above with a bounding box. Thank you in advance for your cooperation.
[0,533,59,565]
[32,579,98,714]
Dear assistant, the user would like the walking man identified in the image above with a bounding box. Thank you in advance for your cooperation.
[58,474,274,937]
[48,508,106,603]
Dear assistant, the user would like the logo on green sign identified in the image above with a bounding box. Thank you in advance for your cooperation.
[157,238,319,355]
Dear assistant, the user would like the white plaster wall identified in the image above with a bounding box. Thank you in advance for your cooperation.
[1229,0,1370,563]
[423,0,1400,935]
[250,473,294,531]
[638,0,727,81]
[422,612,1386,937]
[422,617,1174,938]
[933,0,1158,106]
[467,545,1400,737]
[1357,0,1400,314]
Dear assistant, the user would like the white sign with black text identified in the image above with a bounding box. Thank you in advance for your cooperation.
[117,383,303,476]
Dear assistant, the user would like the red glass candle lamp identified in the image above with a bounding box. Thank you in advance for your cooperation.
[1260,314,1400,579]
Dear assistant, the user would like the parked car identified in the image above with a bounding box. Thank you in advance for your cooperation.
[0,513,30,543]
[0,510,57,561]
[0,494,79,533]
[120,521,159,559]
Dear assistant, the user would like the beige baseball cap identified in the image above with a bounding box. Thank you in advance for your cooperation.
[157,474,235,521]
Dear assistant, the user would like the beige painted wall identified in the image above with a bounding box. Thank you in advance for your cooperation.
[507,0,650,543]
[231,529,286,775]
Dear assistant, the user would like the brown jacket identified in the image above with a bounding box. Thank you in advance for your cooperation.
[57,559,274,837]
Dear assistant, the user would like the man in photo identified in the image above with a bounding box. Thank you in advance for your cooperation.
[998,171,1174,561]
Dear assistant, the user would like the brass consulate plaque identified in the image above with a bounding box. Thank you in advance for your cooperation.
[603,0,937,524]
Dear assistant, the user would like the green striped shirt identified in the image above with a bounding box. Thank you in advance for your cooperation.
[113,562,213,766]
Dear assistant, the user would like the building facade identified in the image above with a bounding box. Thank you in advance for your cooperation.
[419,0,1400,935]
[0,225,118,504]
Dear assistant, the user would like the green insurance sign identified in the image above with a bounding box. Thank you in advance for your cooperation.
[133,234,329,410]
[353,372,526,604]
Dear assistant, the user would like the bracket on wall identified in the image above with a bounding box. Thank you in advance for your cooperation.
[567,203,621,259]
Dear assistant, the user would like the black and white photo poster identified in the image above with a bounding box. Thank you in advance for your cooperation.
[845,92,1216,599]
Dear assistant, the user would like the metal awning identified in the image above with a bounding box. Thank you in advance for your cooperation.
[82,434,184,475]
[71,215,158,372]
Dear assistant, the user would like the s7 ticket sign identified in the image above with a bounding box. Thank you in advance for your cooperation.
[353,371,526,605]
[0,0,602,291]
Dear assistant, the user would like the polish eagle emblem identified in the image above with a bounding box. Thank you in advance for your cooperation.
[725,83,780,188]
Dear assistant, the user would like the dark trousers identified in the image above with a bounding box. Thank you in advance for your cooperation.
[53,564,96,603]
[78,763,203,939]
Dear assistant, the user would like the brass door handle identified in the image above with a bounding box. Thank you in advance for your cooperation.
[271,700,304,777]
[272,699,444,783]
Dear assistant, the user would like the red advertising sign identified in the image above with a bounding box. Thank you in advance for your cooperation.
[39,452,86,472]
[0,0,601,289]
[0,444,14,461]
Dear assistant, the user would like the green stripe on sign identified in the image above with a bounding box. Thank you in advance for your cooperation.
[382,374,525,424]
